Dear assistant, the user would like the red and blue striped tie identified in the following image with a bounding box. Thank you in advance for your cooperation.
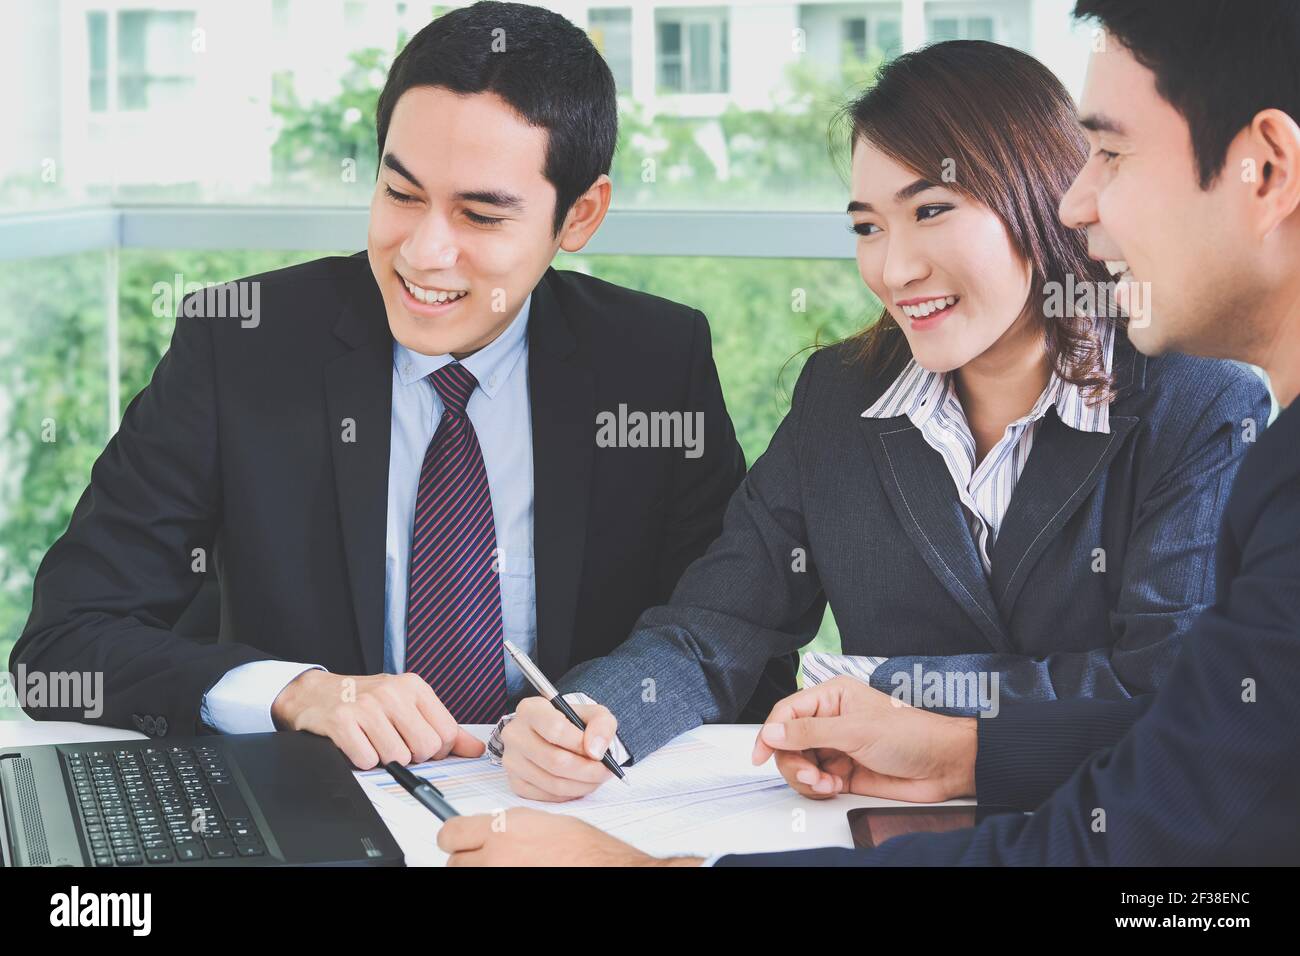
[404,362,507,724]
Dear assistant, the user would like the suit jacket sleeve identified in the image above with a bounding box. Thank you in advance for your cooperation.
[974,695,1152,810]
[866,370,1270,704]
[10,301,279,735]
[556,348,830,760]
[717,405,1300,865]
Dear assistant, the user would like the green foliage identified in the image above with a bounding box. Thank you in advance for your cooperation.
[611,53,882,210]
[271,47,392,199]
[0,254,110,717]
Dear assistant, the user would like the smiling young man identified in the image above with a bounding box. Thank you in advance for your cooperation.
[11,2,803,767]
[438,0,1300,866]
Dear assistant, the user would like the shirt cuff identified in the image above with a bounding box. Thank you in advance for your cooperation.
[200,660,324,735]
[799,651,887,686]
[487,691,632,766]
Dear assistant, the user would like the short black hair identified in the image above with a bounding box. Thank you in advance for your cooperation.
[375,1,617,235]
[1073,0,1300,188]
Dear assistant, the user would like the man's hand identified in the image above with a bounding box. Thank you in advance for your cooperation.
[498,696,620,801]
[270,670,485,769]
[438,807,701,866]
[752,676,978,803]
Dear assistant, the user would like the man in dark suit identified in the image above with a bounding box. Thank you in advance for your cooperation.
[438,0,1300,865]
[9,2,791,769]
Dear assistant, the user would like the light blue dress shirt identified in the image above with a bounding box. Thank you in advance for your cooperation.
[200,296,537,733]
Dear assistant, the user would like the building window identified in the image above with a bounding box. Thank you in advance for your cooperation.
[843,17,867,59]
[875,17,902,57]
[107,9,198,112]
[88,11,108,111]
[589,8,633,92]
[656,8,728,94]
[929,15,996,42]
[842,13,902,61]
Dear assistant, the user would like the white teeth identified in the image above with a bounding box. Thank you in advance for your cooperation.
[1104,259,1130,278]
[901,295,958,319]
[403,277,467,305]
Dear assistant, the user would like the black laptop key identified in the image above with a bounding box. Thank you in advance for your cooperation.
[204,838,235,859]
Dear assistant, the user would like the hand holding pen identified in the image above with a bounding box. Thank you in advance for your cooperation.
[501,639,629,790]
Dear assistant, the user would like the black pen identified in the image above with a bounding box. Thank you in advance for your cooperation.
[384,761,461,820]
[503,639,628,784]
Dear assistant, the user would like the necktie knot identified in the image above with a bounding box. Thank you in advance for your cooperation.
[428,362,478,415]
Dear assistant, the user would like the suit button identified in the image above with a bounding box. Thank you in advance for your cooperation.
[132,714,145,731]
[142,715,157,735]
[155,717,168,737]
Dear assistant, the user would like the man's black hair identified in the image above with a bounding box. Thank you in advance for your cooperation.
[376,1,617,234]
[1074,0,1300,188]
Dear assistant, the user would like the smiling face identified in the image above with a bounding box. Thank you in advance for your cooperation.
[849,139,1035,374]
[367,87,566,358]
[1058,35,1255,360]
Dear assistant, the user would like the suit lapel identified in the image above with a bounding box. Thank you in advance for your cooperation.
[861,417,1013,652]
[987,413,1136,618]
[528,270,596,677]
[989,338,1145,619]
[324,266,392,675]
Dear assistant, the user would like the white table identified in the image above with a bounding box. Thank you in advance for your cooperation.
[0,718,970,863]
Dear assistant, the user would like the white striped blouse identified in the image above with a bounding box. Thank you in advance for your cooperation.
[862,320,1116,577]
[802,321,1117,688]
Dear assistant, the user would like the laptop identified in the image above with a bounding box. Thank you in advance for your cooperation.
[0,731,403,867]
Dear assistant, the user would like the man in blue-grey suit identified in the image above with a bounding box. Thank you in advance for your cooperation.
[439,0,1300,866]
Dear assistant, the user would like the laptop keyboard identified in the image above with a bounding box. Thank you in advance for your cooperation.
[64,745,270,865]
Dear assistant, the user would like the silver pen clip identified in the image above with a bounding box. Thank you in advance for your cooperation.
[503,639,561,700]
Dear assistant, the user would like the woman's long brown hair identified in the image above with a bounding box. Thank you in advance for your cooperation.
[837,40,1122,402]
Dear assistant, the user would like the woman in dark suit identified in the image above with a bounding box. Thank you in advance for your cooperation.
[495,40,1271,803]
